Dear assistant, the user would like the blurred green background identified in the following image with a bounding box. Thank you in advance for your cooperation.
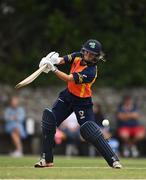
[0,0,146,87]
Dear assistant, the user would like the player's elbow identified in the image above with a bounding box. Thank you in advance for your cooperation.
[67,74,74,82]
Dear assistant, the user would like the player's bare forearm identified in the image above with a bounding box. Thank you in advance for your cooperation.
[54,70,74,82]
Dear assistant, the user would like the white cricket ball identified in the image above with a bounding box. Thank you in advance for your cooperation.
[102,119,109,127]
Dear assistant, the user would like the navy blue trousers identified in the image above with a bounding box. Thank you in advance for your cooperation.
[42,89,119,166]
[51,89,95,126]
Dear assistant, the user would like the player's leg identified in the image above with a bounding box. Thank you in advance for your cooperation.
[52,97,73,127]
[80,121,122,168]
[34,108,56,167]
[74,106,122,168]
[35,97,72,168]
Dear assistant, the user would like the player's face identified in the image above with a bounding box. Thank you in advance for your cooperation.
[83,50,96,62]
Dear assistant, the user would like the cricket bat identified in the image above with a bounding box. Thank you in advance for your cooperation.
[15,64,47,89]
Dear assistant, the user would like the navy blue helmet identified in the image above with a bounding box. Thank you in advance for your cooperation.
[81,39,105,65]
[82,39,102,55]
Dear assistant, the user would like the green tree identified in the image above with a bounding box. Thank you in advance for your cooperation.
[0,0,146,87]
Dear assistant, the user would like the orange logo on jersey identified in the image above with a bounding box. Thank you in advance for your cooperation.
[68,57,97,98]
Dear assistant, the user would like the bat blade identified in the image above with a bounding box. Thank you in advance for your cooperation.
[15,64,47,89]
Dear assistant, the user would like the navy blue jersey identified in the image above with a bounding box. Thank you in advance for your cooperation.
[63,52,97,84]
[73,65,97,84]
[63,52,82,64]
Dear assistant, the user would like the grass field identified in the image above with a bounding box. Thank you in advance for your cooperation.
[0,156,146,179]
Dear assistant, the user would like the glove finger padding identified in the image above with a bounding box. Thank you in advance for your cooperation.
[39,52,58,68]
[45,52,60,64]
[46,52,56,58]
[39,57,51,73]
[43,67,51,73]
[46,61,57,72]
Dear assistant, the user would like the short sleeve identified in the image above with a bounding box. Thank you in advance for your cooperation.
[73,66,97,84]
[63,52,82,64]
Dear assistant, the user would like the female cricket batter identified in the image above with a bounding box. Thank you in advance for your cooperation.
[34,39,122,168]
